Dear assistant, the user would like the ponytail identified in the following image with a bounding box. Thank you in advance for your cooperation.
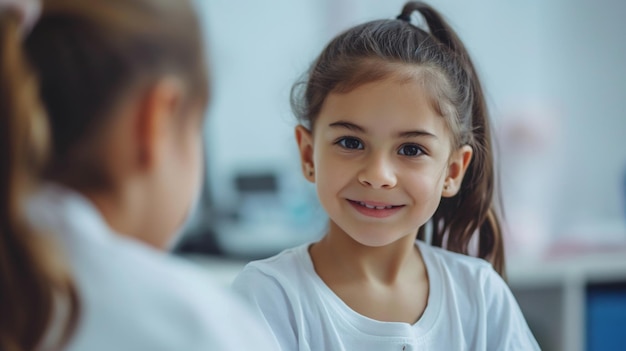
[0,9,79,351]
[398,2,464,57]
[401,2,505,276]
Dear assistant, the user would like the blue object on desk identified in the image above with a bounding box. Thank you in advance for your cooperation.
[586,281,626,350]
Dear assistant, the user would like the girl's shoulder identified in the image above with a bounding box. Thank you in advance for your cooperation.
[417,242,541,350]
[233,242,315,293]
[236,242,314,279]
[416,240,503,289]
[418,240,493,268]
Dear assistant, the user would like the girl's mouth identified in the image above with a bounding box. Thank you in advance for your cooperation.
[347,199,405,218]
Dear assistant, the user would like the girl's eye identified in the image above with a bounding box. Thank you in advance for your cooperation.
[398,144,423,157]
[337,137,364,150]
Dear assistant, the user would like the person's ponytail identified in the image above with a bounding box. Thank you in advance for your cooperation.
[401,2,505,276]
[0,9,79,351]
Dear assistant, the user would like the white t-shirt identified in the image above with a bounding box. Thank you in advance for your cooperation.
[28,184,277,351]
[232,240,540,351]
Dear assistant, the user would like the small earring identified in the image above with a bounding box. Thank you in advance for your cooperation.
[444,184,449,190]
[309,170,314,176]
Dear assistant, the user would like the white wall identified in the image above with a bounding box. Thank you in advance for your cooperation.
[194,0,328,209]
[539,0,626,236]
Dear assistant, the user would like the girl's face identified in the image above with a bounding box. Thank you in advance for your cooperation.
[297,76,471,247]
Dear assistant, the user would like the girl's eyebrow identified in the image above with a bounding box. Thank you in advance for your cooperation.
[398,130,438,139]
[328,121,365,133]
[329,121,437,139]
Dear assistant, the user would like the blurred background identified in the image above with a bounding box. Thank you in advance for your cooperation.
[176,1,626,350]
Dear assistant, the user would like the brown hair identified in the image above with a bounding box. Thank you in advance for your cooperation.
[291,1,505,275]
[0,8,79,351]
[25,0,209,190]
[0,0,208,349]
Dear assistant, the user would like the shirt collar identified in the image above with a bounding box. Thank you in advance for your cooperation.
[27,183,115,244]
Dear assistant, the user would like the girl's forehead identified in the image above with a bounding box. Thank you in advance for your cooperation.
[316,77,450,138]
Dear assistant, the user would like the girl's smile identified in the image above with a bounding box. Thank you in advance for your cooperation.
[346,199,406,219]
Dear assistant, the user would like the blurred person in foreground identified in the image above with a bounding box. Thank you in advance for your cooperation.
[0,0,277,350]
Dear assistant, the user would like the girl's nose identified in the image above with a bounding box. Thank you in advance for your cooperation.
[357,153,397,189]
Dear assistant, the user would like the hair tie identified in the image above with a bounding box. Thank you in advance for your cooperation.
[396,13,412,22]
[0,0,41,36]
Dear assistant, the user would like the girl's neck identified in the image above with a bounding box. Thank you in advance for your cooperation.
[310,221,429,324]
[310,221,422,285]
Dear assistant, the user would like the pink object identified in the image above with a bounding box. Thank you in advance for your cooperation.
[498,102,563,261]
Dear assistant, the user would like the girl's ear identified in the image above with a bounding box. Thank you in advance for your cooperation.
[442,145,473,197]
[135,76,185,171]
[295,125,315,183]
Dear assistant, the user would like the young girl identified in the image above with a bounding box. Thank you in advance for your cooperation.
[232,2,540,350]
[0,0,276,350]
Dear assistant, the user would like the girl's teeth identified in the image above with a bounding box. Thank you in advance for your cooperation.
[358,201,393,210]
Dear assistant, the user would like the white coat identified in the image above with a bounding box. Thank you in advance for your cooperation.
[28,184,277,351]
